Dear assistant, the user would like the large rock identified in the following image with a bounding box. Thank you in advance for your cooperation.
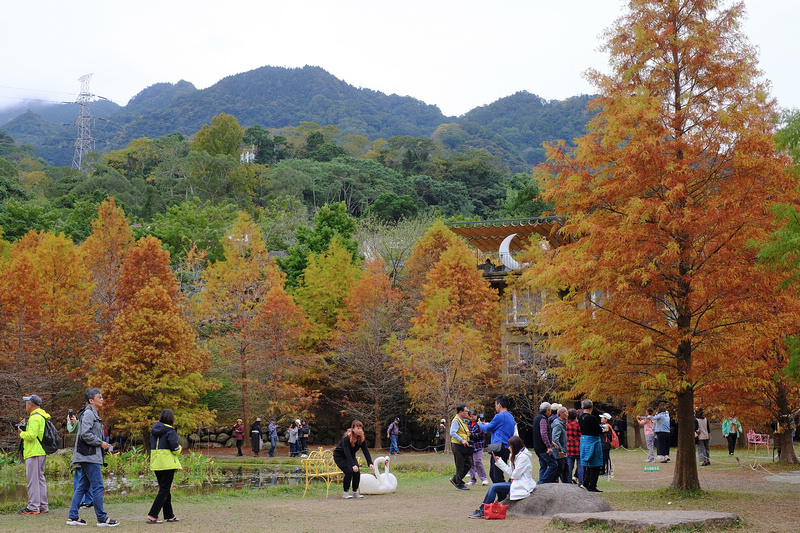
[216,433,230,443]
[506,484,611,519]
[188,433,200,443]
[551,510,742,531]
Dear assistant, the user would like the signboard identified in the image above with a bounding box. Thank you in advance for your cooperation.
[644,465,660,471]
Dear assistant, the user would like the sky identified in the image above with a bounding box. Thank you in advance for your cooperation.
[1,1,798,118]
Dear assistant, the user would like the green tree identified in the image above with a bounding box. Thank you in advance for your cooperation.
[191,112,244,158]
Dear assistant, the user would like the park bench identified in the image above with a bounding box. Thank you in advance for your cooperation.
[301,447,343,499]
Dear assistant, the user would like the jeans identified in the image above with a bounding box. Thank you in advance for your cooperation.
[73,467,93,506]
[536,450,558,483]
[148,469,176,520]
[289,442,297,456]
[567,455,583,484]
[389,434,399,454]
[69,462,107,523]
[268,437,277,457]
[489,446,510,483]
[482,481,511,506]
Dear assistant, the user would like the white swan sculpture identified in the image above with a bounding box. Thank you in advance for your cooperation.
[358,456,398,494]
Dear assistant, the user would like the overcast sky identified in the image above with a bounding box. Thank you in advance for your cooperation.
[1,1,797,118]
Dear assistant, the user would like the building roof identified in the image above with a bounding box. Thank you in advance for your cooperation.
[444,217,566,253]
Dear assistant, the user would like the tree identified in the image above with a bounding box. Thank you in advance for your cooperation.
[191,112,244,158]
[525,0,796,490]
[327,258,405,449]
[401,219,463,313]
[392,240,500,432]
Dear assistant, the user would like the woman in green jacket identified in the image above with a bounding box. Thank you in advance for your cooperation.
[146,409,182,524]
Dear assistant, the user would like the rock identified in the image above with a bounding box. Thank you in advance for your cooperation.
[506,484,611,519]
[216,433,230,443]
[216,426,229,434]
[178,436,189,449]
[551,510,742,531]
[188,433,200,443]
[225,437,236,448]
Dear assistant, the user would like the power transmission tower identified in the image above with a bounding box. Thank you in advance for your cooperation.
[72,73,94,171]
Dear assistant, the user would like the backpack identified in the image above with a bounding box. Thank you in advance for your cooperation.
[610,428,620,449]
[32,413,61,454]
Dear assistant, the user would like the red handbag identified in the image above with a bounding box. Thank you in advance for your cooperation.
[484,502,507,520]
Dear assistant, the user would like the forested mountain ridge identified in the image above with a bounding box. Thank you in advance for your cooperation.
[0,65,594,172]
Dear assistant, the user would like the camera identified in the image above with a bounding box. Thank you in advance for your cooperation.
[68,409,73,417]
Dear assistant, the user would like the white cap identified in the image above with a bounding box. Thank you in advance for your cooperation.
[601,413,611,420]
[441,418,446,423]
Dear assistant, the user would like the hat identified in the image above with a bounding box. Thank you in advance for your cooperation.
[539,402,552,411]
[551,403,562,411]
[23,395,42,406]
[270,417,276,421]
[394,417,400,421]
[237,419,243,423]
[441,418,446,423]
[601,413,612,420]
[295,419,301,425]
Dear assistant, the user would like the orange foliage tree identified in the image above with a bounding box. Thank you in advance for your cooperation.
[327,258,405,449]
[199,213,312,431]
[0,230,96,417]
[95,236,216,442]
[525,0,797,490]
[393,239,500,440]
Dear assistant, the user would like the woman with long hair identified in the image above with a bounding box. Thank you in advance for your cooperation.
[332,420,374,499]
[146,409,182,524]
[468,435,536,519]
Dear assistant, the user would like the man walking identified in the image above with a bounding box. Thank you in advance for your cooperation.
[387,417,401,455]
[578,399,604,493]
[551,406,570,483]
[267,418,278,458]
[18,394,50,515]
[67,388,119,527]
[532,402,558,483]
[478,395,516,483]
[449,404,473,490]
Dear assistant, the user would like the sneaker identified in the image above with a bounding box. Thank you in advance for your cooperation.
[300,454,308,458]
[482,480,489,486]
[456,484,470,491]
[660,458,669,463]
[18,507,39,514]
[40,509,49,514]
[97,518,120,527]
[466,481,476,486]
[449,476,458,489]
[67,518,88,525]
[352,492,363,498]
[468,508,484,519]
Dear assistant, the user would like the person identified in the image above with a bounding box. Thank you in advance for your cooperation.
[299,420,310,457]
[251,418,262,457]
[637,407,656,462]
[387,417,401,455]
[18,394,50,515]
[146,409,182,524]
[652,406,671,463]
[478,395,517,483]
[613,414,627,449]
[566,408,583,485]
[532,402,558,483]
[578,399,603,493]
[599,413,613,475]
[436,418,447,453]
[467,436,535,519]
[267,418,278,457]
[67,411,93,511]
[551,406,569,483]
[233,419,244,457]
[449,403,474,491]
[722,416,742,455]
[288,420,299,457]
[332,420,374,499]
[695,408,711,466]
[67,388,120,527]
[467,409,488,486]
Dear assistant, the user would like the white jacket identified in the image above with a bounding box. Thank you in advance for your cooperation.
[494,447,536,500]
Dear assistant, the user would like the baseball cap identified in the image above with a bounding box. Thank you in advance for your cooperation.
[601,413,611,420]
[23,395,42,406]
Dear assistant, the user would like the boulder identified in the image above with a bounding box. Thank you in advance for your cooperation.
[216,426,229,434]
[178,436,189,449]
[216,433,230,443]
[225,437,236,448]
[506,484,611,519]
[188,433,200,443]
[551,510,742,531]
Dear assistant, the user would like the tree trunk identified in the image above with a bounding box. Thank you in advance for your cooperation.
[241,358,251,447]
[672,386,700,491]
[633,420,643,449]
[775,429,799,464]
[374,404,383,451]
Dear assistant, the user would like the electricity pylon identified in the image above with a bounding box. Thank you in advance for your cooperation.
[72,74,94,171]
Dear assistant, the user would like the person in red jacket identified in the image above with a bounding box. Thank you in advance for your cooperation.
[233,419,244,457]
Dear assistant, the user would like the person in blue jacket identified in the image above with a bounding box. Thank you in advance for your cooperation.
[478,395,517,483]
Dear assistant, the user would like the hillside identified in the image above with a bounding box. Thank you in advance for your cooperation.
[0,65,594,172]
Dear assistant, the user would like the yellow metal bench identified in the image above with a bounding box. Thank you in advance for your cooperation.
[301,447,344,499]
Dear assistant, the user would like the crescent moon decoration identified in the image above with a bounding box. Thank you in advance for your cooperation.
[499,234,521,270]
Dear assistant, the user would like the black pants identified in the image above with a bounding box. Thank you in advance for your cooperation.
[557,456,569,483]
[236,440,242,456]
[333,455,361,492]
[583,466,601,491]
[148,469,175,520]
[452,444,473,486]
[489,446,510,483]
[727,433,738,454]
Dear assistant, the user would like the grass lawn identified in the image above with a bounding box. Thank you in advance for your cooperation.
[3,445,798,532]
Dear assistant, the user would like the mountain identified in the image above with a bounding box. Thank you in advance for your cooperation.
[0,65,594,172]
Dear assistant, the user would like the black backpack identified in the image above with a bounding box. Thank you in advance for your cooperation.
[32,413,61,454]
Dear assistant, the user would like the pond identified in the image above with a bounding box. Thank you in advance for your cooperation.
[0,466,306,505]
